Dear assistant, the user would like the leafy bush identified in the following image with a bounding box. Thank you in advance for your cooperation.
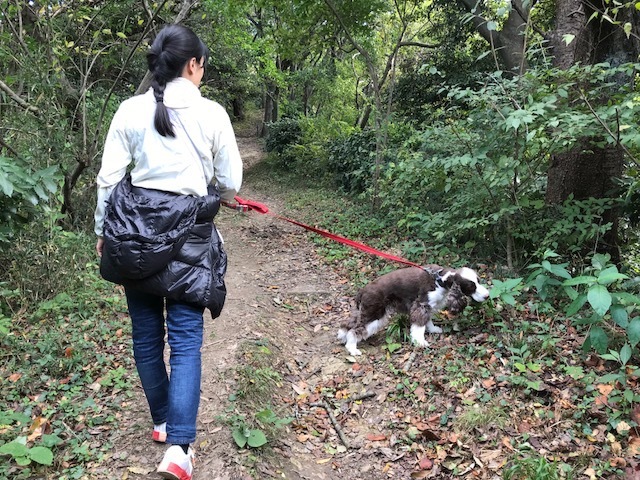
[265,118,302,154]
[0,156,60,247]
[326,129,376,193]
[0,212,96,309]
[370,62,640,263]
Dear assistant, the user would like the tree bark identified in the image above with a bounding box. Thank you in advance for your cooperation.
[457,0,528,74]
[545,0,640,262]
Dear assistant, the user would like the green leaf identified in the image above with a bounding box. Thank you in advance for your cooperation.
[613,292,640,305]
[597,266,628,285]
[247,429,268,448]
[592,253,611,270]
[0,175,14,196]
[610,304,629,328]
[589,326,609,354]
[28,446,53,465]
[563,276,596,286]
[232,428,247,448]
[566,294,587,316]
[500,293,516,306]
[627,318,640,348]
[549,264,572,279]
[563,34,576,45]
[40,434,63,448]
[0,441,28,457]
[587,284,612,316]
[620,344,632,366]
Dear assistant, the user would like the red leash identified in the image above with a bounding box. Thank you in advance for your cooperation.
[228,196,423,269]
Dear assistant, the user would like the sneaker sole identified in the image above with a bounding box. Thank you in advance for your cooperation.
[157,462,191,480]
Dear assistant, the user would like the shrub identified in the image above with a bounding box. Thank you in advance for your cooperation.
[265,118,302,154]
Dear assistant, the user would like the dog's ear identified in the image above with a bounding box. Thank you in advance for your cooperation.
[452,274,478,296]
[436,270,454,289]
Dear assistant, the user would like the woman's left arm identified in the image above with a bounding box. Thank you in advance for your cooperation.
[211,109,243,202]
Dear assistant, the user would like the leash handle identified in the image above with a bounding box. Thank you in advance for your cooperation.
[222,200,249,212]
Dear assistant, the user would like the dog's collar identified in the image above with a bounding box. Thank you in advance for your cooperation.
[422,266,446,288]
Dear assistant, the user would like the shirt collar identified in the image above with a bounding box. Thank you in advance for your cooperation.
[160,77,202,109]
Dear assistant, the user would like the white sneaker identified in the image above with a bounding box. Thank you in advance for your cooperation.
[157,445,194,480]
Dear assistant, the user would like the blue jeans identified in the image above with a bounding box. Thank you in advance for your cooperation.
[125,287,204,445]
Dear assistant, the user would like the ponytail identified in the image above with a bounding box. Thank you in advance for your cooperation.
[146,25,209,137]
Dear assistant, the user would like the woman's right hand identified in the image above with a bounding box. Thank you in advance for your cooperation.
[96,237,105,257]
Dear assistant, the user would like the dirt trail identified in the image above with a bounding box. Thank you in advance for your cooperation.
[99,133,355,480]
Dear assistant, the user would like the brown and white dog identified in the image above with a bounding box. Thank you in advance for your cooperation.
[337,265,490,356]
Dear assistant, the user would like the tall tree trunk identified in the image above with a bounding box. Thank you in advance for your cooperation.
[546,0,639,262]
[457,0,529,74]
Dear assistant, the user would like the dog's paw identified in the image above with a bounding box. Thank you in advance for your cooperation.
[428,325,443,334]
[347,347,362,356]
[412,338,430,348]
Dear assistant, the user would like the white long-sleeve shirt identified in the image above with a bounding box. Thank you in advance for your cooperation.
[94,77,243,236]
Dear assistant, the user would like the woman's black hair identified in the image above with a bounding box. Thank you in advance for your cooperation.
[146,24,209,137]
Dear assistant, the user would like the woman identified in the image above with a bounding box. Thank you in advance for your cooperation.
[94,24,242,480]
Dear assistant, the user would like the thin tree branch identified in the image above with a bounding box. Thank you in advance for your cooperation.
[0,137,19,157]
[0,80,39,116]
[579,89,640,167]
[397,41,439,48]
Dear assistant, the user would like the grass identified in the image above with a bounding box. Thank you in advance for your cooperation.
[503,454,571,480]
[0,225,134,479]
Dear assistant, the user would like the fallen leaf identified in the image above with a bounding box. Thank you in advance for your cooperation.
[366,433,387,441]
[414,386,426,402]
[291,383,307,395]
[8,373,22,383]
[297,434,310,442]
[629,436,640,456]
[584,467,596,480]
[317,458,332,464]
[611,457,627,468]
[617,421,632,434]
[502,436,516,451]
[418,456,433,470]
[482,378,496,389]
[127,466,154,474]
[597,384,614,396]
[410,471,430,479]
[421,430,440,441]
[27,417,48,442]
[517,421,533,434]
